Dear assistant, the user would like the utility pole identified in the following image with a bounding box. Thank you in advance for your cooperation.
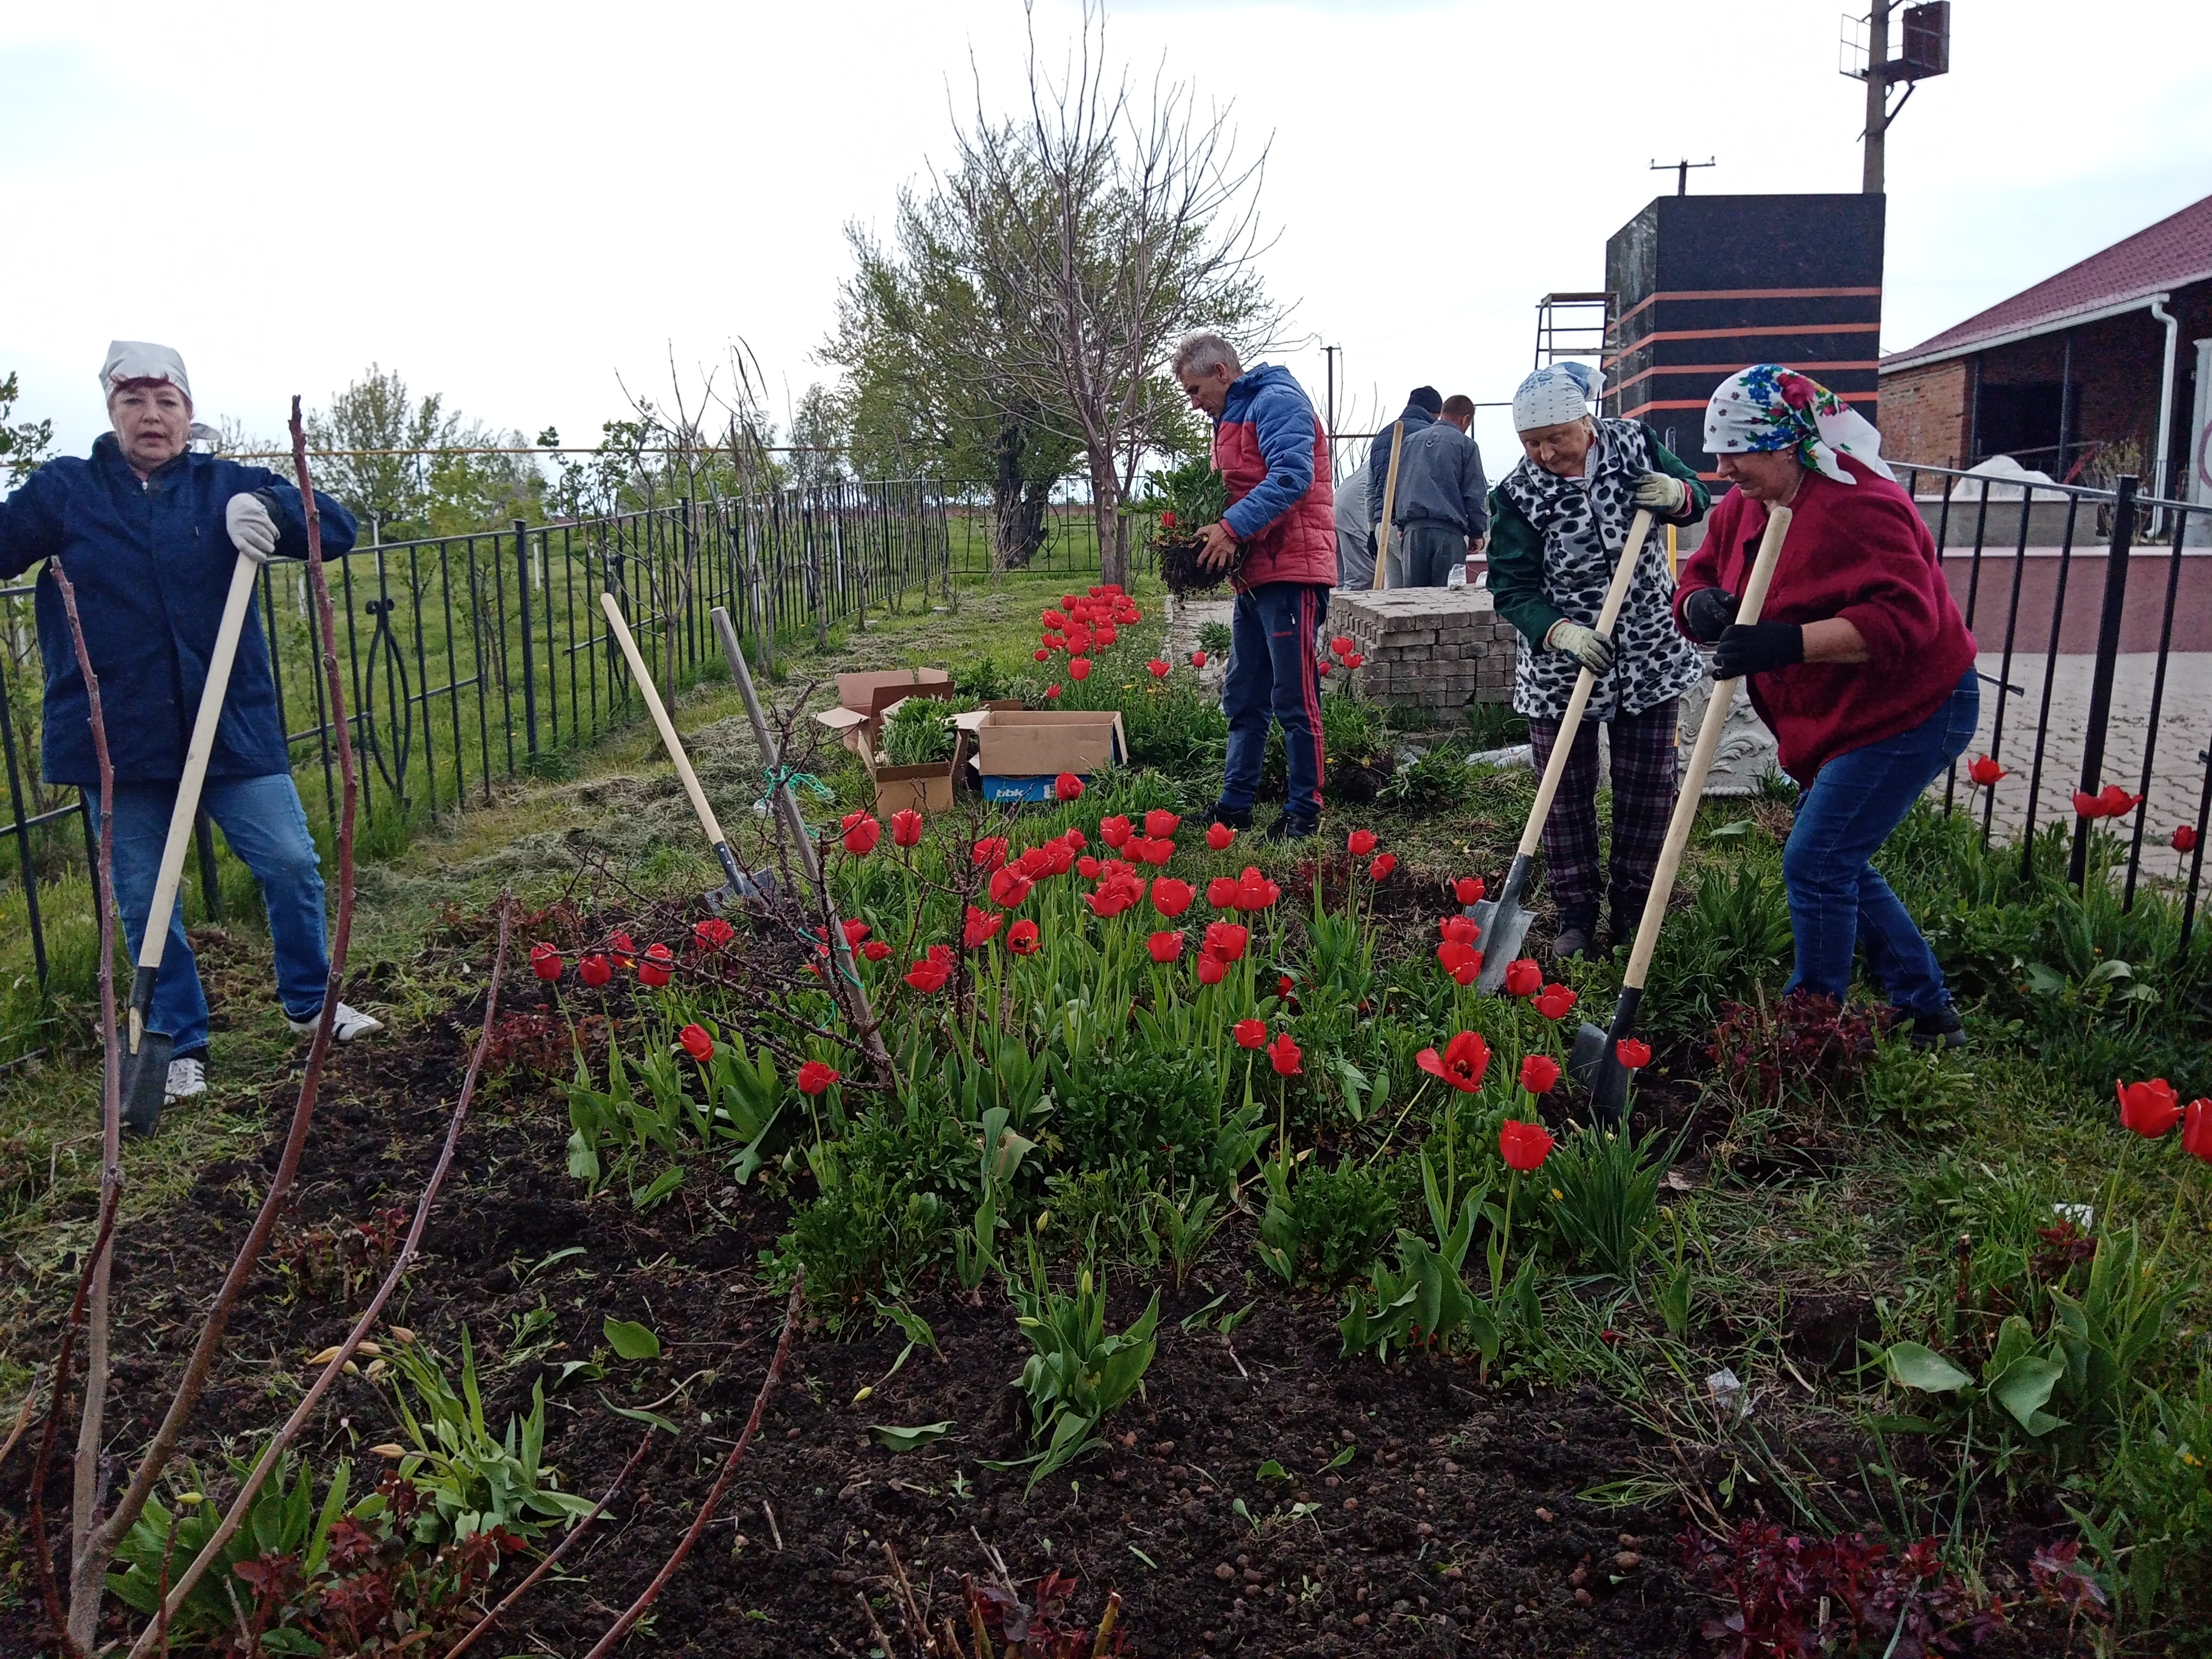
[1649,157,1716,196]
[1862,0,1890,193]
[1322,345,1339,441]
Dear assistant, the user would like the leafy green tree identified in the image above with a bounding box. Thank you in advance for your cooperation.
[303,365,543,540]
[1,371,55,490]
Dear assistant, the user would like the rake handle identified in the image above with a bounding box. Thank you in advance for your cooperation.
[1619,504,1793,993]
[600,592,727,848]
[1511,507,1655,861]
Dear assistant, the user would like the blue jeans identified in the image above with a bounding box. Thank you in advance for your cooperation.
[1781,669,1979,1015]
[1221,581,1329,820]
[88,773,331,1058]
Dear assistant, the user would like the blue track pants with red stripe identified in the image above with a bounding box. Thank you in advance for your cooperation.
[1220,580,1330,822]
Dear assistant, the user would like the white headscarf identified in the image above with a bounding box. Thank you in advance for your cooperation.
[100,341,193,405]
[1703,365,1894,486]
[1512,362,1604,433]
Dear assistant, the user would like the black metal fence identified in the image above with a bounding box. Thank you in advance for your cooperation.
[1894,462,2210,940]
[1,479,960,984]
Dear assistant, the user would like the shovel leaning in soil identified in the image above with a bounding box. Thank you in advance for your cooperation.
[1369,420,1406,592]
[598,593,768,914]
[1465,507,1654,992]
[117,550,264,1136]
[1568,504,1794,1126]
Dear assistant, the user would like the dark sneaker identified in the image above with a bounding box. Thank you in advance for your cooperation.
[1209,802,1254,831]
[1901,1005,1966,1051]
[1262,813,1319,843]
[1551,926,1594,961]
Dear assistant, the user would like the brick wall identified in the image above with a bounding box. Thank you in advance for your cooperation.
[1325,589,1516,710]
[1879,358,1970,467]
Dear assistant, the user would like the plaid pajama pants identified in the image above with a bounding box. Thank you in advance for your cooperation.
[1525,698,1680,939]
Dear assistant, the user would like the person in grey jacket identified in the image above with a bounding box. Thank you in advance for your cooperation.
[1385,392,1489,586]
[1364,387,1440,582]
[1332,459,1373,590]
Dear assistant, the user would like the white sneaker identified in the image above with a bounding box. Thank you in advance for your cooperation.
[286,1003,386,1042]
[165,1056,207,1104]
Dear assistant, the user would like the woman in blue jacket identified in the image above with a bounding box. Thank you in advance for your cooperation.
[0,343,382,1121]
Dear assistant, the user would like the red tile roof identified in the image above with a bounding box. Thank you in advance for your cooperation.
[1882,191,2212,370]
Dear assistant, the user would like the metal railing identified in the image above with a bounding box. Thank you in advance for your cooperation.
[1895,462,2211,941]
[1,479,957,984]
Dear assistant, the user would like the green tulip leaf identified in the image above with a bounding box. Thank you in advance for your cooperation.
[1885,1341,1972,1394]
[869,1421,956,1452]
[1988,1355,2068,1437]
[602,1318,663,1362]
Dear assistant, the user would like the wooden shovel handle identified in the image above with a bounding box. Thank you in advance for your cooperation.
[1511,507,1655,860]
[1620,504,1793,991]
[600,592,727,848]
[1369,421,1406,592]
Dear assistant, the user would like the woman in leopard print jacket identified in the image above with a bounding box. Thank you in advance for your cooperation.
[1482,363,1709,959]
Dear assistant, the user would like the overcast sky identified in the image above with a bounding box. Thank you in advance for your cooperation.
[6,0,2210,476]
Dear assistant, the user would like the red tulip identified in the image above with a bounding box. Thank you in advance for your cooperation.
[1096,623,1118,648]
[1147,929,1185,963]
[1203,921,1249,962]
[1076,856,1102,879]
[988,867,1035,909]
[2099,784,2143,816]
[577,952,611,987]
[1207,875,1239,908]
[1008,919,1041,956]
[883,808,921,849]
[904,955,952,992]
[1534,983,1579,1020]
[1498,1118,1555,1172]
[1267,1031,1302,1076]
[638,943,675,987]
[1347,828,1377,856]
[1615,1038,1652,1069]
[1161,510,1177,529]
[1034,647,1051,662]
[530,942,563,982]
[1145,809,1181,839]
[1085,878,1140,919]
[694,916,736,951]
[1436,940,1482,986]
[1503,958,1543,998]
[1439,915,1477,945]
[965,906,1003,949]
[1062,827,1087,852]
[1206,822,1236,851]
[1416,1030,1491,1093]
[1234,1017,1267,1049]
[1195,951,1228,986]
[1151,877,1194,918]
[861,940,892,961]
[842,812,882,856]
[1967,755,2007,787]
[1055,772,1085,802]
[1045,685,1061,700]
[1235,867,1281,911]
[1317,661,1332,676]
[2117,1077,2183,1137]
[797,1059,840,1096]
[1369,853,1397,881]
[1069,657,1093,682]
[1520,1053,1562,1094]
[678,1024,714,1062]
[1343,652,1364,670]
[2182,1098,2212,1163]
[842,918,870,946]
[1329,635,1356,659]
[1042,608,1068,629]
[1191,650,1207,668]
[1454,876,1485,906]
[1147,658,1171,678]
[607,931,637,969]
[1099,815,1134,849]
[2173,825,2200,853]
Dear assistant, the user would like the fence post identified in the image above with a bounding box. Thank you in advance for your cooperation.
[0,659,48,984]
[514,518,539,763]
[2069,475,2135,889]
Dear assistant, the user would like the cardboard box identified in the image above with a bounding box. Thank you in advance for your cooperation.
[858,693,987,818]
[814,668,957,757]
[967,708,1127,801]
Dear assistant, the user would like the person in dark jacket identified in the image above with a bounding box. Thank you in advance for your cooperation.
[1176,331,1337,839]
[0,343,380,1112]
[1364,387,1438,587]
[1385,392,1489,587]
[1484,361,1709,958]
[1675,365,1978,1048]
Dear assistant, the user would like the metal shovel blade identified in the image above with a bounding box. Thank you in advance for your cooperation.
[116,1024,173,1138]
[1568,1019,1628,1125]
[1469,853,1532,995]
[705,842,779,913]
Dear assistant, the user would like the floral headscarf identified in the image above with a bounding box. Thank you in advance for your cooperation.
[1703,364,1895,487]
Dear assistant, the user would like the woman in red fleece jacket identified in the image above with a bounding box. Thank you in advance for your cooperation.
[1674,366,1978,1048]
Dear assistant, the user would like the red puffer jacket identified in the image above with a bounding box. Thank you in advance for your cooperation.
[1212,363,1337,590]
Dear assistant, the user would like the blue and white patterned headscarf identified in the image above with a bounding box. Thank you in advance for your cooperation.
[1704,364,1894,486]
[1512,362,1604,432]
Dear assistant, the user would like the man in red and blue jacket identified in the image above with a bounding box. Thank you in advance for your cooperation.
[1177,332,1337,839]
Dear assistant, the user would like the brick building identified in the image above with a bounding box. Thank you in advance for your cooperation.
[1879,192,2212,492]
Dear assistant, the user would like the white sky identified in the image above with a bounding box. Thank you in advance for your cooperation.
[6,0,2210,477]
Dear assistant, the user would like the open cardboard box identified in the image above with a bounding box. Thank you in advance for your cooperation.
[966,707,1128,802]
[814,668,957,758]
[857,696,1014,818]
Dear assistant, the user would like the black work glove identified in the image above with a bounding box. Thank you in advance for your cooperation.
[1713,621,1805,678]
[1681,586,1739,644]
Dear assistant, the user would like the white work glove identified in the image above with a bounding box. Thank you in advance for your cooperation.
[225,492,280,565]
[1633,471,1688,514]
[1546,618,1616,674]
